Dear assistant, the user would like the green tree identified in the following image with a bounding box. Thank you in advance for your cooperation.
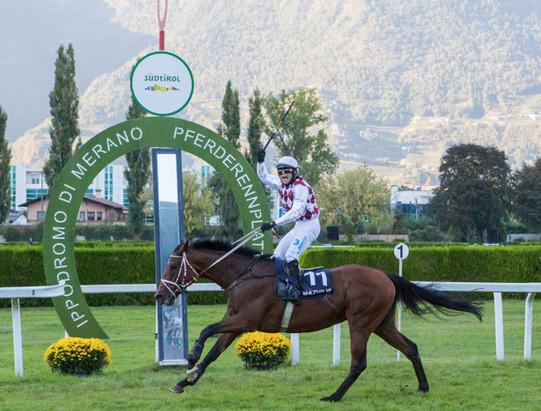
[392,211,407,234]
[428,144,512,242]
[182,171,215,236]
[513,157,541,232]
[124,98,150,237]
[263,88,338,185]
[44,43,80,188]
[208,81,242,238]
[0,106,12,222]
[220,81,241,145]
[318,165,390,240]
[245,89,264,166]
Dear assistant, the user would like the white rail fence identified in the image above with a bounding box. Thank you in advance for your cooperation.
[0,281,66,377]
[1,281,538,376]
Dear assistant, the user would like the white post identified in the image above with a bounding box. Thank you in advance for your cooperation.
[493,292,504,361]
[11,298,23,377]
[332,323,341,366]
[291,333,299,365]
[396,258,403,361]
[524,293,535,360]
[64,329,69,338]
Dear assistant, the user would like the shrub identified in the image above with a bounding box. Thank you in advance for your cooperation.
[235,331,291,370]
[44,337,112,375]
[300,245,541,284]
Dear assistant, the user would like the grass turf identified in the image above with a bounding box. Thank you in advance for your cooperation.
[0,300,540,410]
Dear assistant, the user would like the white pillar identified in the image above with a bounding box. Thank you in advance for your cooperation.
[291,333,299,365]
[332,323,341,366]
[524,293,535,360]
[493,292,504,361]
[396,258,403,361]
[11,298,23,377]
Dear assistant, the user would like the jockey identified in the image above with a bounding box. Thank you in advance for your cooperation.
[256,149,321,303]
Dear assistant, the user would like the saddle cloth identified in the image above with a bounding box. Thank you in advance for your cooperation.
[276,267,333,299]
[299,267,334,298]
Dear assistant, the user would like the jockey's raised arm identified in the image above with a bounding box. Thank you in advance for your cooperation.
[255,149,321,303]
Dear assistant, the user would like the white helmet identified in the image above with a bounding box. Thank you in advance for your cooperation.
[276,156,298,170]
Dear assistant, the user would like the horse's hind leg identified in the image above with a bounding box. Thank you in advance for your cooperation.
[170,332,239,393]
[375,313,429,392]
[321,328,369,402]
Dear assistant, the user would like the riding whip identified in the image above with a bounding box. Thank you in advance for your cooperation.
[262,99,295,150]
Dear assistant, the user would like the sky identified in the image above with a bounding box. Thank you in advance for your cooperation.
[0,0,153,140]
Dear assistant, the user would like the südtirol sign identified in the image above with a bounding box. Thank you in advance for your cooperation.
[130,51,194,116]
[43,117,272,338]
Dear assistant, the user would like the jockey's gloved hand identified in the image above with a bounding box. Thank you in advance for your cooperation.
[257,149,266,163]
[260,221,276,232]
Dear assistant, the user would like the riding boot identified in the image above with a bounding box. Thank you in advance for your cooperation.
[285,260,304,302]
[275,260,301,304]
[275,258,300,303]
[286,260,308,293]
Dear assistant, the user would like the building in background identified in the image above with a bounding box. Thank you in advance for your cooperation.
[199,164,214,188]
[20,194,126,224]
[10,164,127,211]
[7,210,27,225]
[390,186,435,219]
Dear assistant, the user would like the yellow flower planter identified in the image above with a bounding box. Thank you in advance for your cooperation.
[44,337,111,375]
[235,331,291,370]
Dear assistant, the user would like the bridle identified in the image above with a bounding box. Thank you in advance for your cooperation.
[160,228,263,299]
[160,252,199,298]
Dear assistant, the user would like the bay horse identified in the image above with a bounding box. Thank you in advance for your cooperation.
[155,239,482,402]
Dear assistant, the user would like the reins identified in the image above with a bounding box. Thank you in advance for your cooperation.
[224,254,275,291]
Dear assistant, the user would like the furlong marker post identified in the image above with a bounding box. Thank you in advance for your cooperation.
[393,243,409,361]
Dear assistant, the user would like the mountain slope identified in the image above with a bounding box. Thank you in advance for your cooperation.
[10,0,541,185]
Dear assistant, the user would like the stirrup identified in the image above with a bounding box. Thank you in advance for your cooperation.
[283,283,301,304]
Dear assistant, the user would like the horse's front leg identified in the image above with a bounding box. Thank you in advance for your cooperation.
[170,332,239,393]
[186,321,225,368]
[187,315,249,368]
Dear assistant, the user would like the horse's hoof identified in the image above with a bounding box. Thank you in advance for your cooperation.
[320,394,340,402]
[418,385,429,393]
[186,366,200,383]
[169,385,184,394]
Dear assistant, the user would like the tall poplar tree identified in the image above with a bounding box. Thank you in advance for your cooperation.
[208,81,242,238]
[0,106,12,222]
[246,89,264,166]
[124,98,150,236]
[44,43,80,188]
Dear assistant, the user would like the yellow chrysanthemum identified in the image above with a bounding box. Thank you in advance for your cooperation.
[44,337,112,375]
[235,332,291,370]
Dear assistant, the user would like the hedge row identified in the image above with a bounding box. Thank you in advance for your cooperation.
[1,245,539,307]
[301,245,541,283]
[0,224,156,242]
[0,245,225,307]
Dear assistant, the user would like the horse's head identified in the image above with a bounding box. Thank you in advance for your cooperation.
[156,238,263,305]
[155,241,202,306]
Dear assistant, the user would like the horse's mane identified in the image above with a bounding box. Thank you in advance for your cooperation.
[188,238,272,258]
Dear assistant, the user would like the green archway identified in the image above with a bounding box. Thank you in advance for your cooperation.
[43,117,272,338]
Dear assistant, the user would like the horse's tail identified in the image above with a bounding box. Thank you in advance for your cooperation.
[387,274,482,321]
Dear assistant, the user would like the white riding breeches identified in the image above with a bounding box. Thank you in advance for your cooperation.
[273,218,321,263]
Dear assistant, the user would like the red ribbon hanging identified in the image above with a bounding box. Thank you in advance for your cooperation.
[157,0,169,50]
